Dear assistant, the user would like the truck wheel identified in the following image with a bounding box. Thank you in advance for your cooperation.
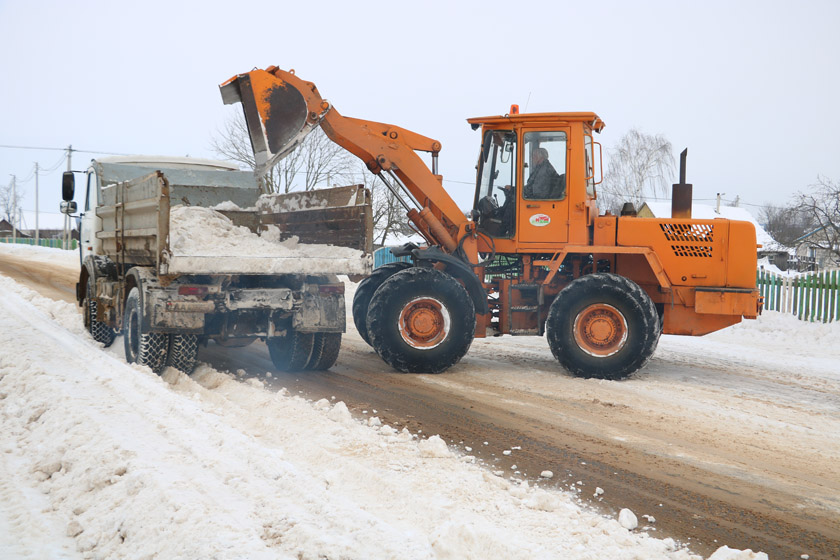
[305,333,342,370]
[84,276,115,347]
[123,287,169,374]
[266,330,315,371]
[366,268,475,374]
[545,273,659,380]
[167,334,199,374]
[352,262,412,346]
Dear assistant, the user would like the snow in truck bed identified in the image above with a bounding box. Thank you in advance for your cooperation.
[167,206,370,275]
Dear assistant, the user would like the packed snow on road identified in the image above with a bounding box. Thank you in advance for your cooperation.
[3,244,835,559]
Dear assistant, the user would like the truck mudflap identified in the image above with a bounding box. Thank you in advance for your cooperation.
[293,285,346,334]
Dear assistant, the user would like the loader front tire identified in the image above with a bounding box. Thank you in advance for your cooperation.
[367,268,474,374]
[267,330,315,372]
[84,276,115,347]
[124,287,169,374]
[352,261,412,346]
[546,273,659,380]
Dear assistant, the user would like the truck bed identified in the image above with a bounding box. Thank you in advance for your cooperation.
[96,171,372,277]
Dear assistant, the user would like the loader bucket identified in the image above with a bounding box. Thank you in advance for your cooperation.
[220,70,316,176]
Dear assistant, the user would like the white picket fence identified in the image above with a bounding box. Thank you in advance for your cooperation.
[757,268,840,323]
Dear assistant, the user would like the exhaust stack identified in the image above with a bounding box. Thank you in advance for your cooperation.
[671,148,692,219]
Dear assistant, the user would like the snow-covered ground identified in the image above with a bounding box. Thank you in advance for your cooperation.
[3,244,828,559]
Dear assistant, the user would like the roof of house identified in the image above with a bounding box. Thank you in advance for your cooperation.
[0,219,31,237]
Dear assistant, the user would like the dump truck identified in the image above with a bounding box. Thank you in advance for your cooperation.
[220,65,761,380]
[62,156,372,373]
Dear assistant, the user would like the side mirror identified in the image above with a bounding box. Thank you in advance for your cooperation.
[62,171,75,201]
[60,200,78,215]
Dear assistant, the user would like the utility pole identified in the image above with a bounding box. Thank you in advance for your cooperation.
[10,175,16,244]
[35,162,40,246]
[716,192,725,214]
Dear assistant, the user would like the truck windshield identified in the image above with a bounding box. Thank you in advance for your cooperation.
[475,130,516,209]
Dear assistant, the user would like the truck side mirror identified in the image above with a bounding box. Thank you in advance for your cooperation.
[62,171,75,201]
[60,200,78,215]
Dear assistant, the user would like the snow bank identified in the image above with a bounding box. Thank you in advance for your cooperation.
[0,272,747,560]
[0,242,79,269]
[166,206,370,275]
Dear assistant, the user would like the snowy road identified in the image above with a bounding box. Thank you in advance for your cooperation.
[2,245,838,559]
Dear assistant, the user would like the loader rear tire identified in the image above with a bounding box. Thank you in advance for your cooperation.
[352,261,412,346]
[305,333,342,370]
[546,273,659,380]
[85,276,115,347]
[367,268,474,374]
[123,287,169,374]
[167,334,199,374]
[267,330,315,372]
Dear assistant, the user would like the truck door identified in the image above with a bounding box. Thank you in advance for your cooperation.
[517,130,569,244]
[79,168,101,263]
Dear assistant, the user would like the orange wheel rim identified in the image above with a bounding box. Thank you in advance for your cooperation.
[573,303,628,357]
[398,297,450,349]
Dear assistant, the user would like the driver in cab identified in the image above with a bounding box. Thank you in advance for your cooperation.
[523,147,563,199]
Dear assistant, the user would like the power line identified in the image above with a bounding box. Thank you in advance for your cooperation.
[0,143,132,156]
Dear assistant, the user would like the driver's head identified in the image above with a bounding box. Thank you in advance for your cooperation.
[532,147,548,164]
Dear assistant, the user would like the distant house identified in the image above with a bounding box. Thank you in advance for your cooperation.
[792,226,839,271]
[637,201,794,270]
[22,228,80,241]
[0,219,30,238]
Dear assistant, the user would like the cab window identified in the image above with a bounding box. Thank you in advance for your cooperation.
[85,170,98,212]
[474,130,517,238]
[523,131,566,200]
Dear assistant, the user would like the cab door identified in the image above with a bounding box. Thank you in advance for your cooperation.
[517,130,569,244]
[79,168,101,263]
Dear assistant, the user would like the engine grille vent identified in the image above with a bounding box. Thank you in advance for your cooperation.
[671,244,713,258]
[660,223,714,242]
[661,223,714,258]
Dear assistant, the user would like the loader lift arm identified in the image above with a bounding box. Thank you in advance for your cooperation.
[220,66,472,256]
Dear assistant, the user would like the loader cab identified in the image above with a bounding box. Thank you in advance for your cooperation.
[470,112,604,250]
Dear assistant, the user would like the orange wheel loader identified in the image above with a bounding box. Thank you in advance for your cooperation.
[219,66,761,379]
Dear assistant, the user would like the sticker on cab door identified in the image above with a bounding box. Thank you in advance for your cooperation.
[529,214,551,226]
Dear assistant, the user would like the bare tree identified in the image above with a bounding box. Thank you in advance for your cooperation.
[211,113,353,194]
[759,202,814,246]
[792,176,840,261]
[0,180,22,224]
[598,128,676,214]
[346,163,415,247]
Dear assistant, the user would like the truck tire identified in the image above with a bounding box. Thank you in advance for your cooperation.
[366,267,475,374]
[545,273,659,380]
[167,334,199,374]
[305,332,342,370]
[352,262,412,346]
[123,287,169,374]
[84,276,115,347]
[266,330,315,372]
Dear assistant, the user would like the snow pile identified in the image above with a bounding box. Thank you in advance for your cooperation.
[256,189,363,214]
[211,200,256,212]
[0,242,80,269]
[0,271,757,560]
[166,206,370,275]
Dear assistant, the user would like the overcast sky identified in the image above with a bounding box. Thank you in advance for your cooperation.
[2,0,838,229]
